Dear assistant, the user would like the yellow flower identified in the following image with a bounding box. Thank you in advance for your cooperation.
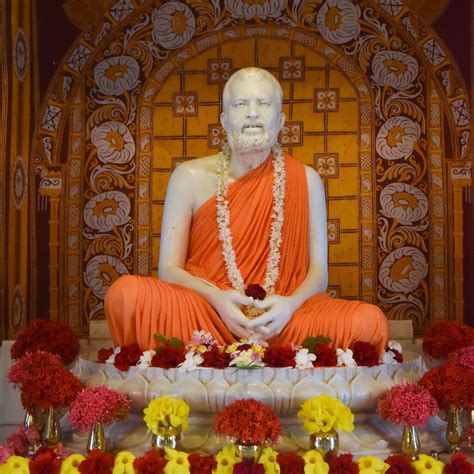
[214,444,241,474]
[113,451,136,474]
[164,447,190,474]
[259,446,280,474]
[143,396,190,434]
[298,395,354,434]
[302,450,329,474]
[357,455,389,474]
[0,455,30,474]
[412,454,445,474]
[60,453,86,474]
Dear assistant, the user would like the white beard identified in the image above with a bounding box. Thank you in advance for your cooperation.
[227,129,275,169]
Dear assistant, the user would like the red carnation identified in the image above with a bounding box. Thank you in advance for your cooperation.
[29,448,62,474]
[97,348,114,363]
[422,321,474,360]
[11,319,80,365]
[385,455,416,474]
[352,341,379,367]
[245,284,266,300]
[114,344,142,371]
[313,343,337,367]
[201,344,231,368]
[325,452,358,474]
[188,453,217,474]
[276,452,305,473]
[78,449,114,474]
[233,461,265,474]
[262,346,296,368]
[151,341,185,369]
[133,450,166,474]
[444,453,474,474]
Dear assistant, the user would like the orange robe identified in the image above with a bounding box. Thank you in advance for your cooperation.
[105,154,388,353]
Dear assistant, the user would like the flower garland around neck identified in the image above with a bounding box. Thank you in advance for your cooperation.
[216,143,286,296]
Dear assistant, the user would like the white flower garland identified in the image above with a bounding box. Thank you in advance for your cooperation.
[216,144,286,295]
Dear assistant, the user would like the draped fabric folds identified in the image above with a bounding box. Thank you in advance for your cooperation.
[105,155,388,352]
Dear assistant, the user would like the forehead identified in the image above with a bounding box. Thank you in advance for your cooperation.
[225,73,278,100]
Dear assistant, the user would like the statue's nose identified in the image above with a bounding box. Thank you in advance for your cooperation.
[247,104,259,118]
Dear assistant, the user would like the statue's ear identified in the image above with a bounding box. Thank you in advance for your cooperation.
[220,111,228,131]
[279,112,286,131]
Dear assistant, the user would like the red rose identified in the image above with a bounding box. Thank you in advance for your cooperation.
[313,343,337,367]
[276,452,305,473]
[201,345,231,368]
[386,348,404,363]
[151,341,185,369]
[245,284,266,300]
[113,344,142,371]
[325,452,359,474]
[78,449,114,474]
[262,346,296,368]
[352,341,379,367]
[97,348,114,363]
[133,451,166,474]
[385,455,416,474]
[188,453,217,474]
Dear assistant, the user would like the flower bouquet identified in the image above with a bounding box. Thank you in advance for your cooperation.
[377,382,439,458]
[143,395,190,450]
[214,399,281,462]
[10,319,80,365]
[297,394,354,455]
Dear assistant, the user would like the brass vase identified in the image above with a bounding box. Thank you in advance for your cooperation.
[445,405,463,454]
[151,424,181,450]
[234,442,262,463]
[42,406,61,447]
[87,421,106,452]
[400,425,420,460]
[309,430,339,456]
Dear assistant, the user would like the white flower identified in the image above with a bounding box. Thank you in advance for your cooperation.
[336,348,357,367]
[91,121,135,164]
[137,350,156,371]
[93,55,140,96]
[295,348,316,369]
[380,350,398,365]
[376,116,421,161]
[380,183,428,224]
[84,191,131,231]
[229,349,264,368]
[190,330,216,346]
[372,51,419,90]
[106,346,121,364]
[225,0,285,20]
[317,0,361,45]
[387,340,402,353]
[177,351,204,372]
[152,3,195,50]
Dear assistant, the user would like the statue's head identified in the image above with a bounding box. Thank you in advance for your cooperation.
[221,67,285,163]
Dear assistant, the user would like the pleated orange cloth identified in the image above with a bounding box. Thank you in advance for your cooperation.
[105,154,388,352]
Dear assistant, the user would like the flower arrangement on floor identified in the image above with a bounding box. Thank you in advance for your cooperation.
[97,330,404,372]
[10,319,80,365]
[69,386,130,433]
[0,447,472,474]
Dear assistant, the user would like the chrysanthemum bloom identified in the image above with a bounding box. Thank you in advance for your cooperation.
[411,454,444,474]
[163,447,190,474]
[113,451,136,474]
[357,455,390,474]
[302,450,329,474]
[59,453,86,474]
[214,445,240,474]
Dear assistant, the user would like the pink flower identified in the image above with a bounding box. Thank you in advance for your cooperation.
[0,445,12,463]
[7,426,39,455]
[448,346,474,371]
[377,383,439,426]
[69,386,129,432]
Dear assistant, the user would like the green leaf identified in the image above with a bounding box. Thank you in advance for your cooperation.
[154,333,167,343]
[301,335,332,352]
[169,337,184,348]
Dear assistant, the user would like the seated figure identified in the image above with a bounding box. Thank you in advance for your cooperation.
[105,67,388,354]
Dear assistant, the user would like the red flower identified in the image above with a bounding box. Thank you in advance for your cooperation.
[276,452,305,473]
[133,450,166,474]
[262,346,296,368]
[78,449,114,474]
[214,399,282,445]
[325,452,358,474]
[201,345,231,368]
[245,284,266,300]
[151,341,185,369]
[11,319,80,365]
[422,321,474,360]
[444,453,474,474]
[97,348,114,363]
[352,341,379,367]
[8,351,63,387]
[29,448,62,474]
[419,364,474,410]
[385,455,416,474]
[188,453,217,474]
[114,344,142,371]
[386,347,404,363]
[313,343,337,367]
[233,461,265,474]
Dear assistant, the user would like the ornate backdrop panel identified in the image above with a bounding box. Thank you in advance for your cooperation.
[27,0,471,338]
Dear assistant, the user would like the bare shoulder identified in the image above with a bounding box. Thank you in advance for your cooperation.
[169,155,219,185]
[303,164,324,191]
